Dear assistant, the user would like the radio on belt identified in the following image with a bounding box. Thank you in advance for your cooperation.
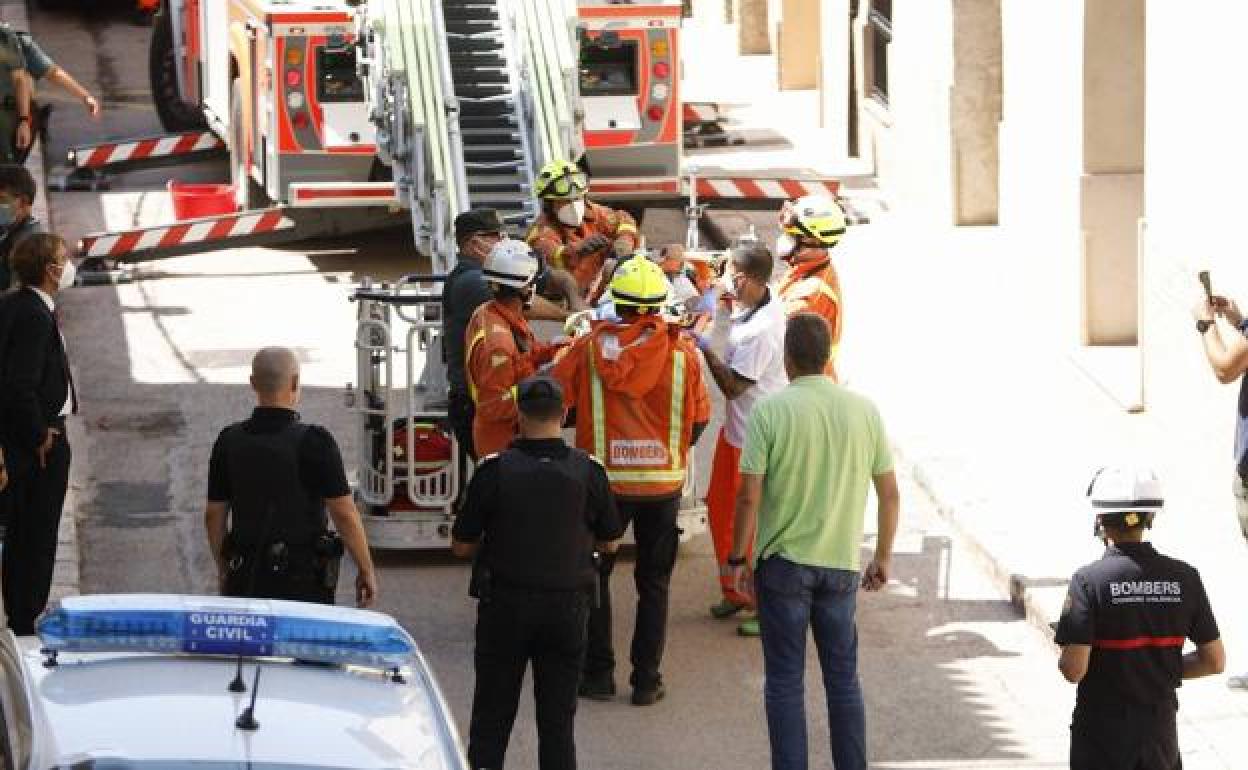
[36,593,417,669]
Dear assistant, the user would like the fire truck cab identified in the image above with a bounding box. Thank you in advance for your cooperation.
[153,0,379,211]
[578,1,684,200]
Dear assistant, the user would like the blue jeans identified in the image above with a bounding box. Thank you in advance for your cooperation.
[755,555,866,770]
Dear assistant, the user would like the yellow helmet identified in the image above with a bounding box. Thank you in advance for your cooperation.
[535,159,589,200]
[609,254,669,309]
[782,194,847,248]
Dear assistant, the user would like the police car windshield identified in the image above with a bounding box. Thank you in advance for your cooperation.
[56,762,397,770]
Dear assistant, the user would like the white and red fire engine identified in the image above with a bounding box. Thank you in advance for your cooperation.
[65,0,842,548]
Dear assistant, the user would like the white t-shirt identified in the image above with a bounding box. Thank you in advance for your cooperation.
[723,290,788,447]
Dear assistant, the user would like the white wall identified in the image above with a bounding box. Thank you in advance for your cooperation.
[996,0,1085,345]
[857,1,955,223]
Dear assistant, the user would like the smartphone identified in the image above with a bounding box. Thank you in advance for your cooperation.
[1199,270,1213,303]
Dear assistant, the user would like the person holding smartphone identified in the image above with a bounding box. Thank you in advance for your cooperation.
[1192,276,1248,689]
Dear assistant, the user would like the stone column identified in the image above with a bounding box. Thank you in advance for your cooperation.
[1080,0,1145,345]
[950,0,1002,225]
[777,0,821,89]
[737,0,771,54]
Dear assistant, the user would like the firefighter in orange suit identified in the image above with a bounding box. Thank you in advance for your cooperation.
[526,159,640,299]
[551,254,710,706]
[775,194,847,380]
[465,239,562,458]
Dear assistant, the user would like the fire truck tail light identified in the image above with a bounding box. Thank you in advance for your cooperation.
[653,62,670,79]
[287,48,303,67]
[651,84,669,102]
[286,70,302,88]
[287,91,305,110]
[646,106,663,122]
[292,111,310,129]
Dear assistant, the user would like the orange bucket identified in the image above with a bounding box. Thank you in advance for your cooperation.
[168,181,237,220]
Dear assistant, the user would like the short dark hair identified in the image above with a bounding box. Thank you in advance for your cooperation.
[1097,511,1154,533]
[732,243,773,284]
[10,233,66,287]
[0,164,36,204]
[516,376,564,421]
[784,313,831,375]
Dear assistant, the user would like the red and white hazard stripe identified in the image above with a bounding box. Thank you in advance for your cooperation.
[683,103,722,124]
[289,182,399,207]
[71,131,224,170]
[78,209,295,259]
[692,177,841,200]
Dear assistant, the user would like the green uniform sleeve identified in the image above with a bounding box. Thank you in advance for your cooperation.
[739,404,770,475]
[870,402,894,476]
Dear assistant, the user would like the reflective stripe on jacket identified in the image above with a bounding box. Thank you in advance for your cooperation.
[551,315,710,499]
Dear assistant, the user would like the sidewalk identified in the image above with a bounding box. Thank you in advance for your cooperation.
[0,0,81,604]
[835,215,1248,765]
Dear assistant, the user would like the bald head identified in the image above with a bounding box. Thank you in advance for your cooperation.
[251,347,301,403]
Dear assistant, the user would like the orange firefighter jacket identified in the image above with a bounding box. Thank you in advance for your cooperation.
[465,299,559,457]
[525,201,639,294]
[778,256,843,380]
[551,314,711,500]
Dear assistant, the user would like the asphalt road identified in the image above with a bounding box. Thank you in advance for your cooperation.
[29,3,1084,767]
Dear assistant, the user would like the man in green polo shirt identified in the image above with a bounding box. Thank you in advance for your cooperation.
[0,24,30,164]
[728,312,900,770]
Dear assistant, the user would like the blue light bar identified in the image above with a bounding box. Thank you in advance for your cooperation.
[36,594,417,670]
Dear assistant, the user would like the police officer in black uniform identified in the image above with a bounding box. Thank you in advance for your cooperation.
[205,346,379,607]
[452,375,623,770]
[1056,465,1225,770]
[444,208,506,461]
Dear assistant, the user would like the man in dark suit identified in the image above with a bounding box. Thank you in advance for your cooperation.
[0,232,76,634]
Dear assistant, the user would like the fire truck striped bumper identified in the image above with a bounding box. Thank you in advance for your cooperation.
[683,103,723,124]
[79,209,295,260]
[692,177,841,200]
[68,131,225,171]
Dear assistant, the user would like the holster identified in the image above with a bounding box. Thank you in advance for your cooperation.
[313,532,345,591]
[469,560,493,602]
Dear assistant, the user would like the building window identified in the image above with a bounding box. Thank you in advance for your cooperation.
[867,0,891,105]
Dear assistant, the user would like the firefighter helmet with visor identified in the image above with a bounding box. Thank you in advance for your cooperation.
[609,254,669,309]
[483,239,540,290]
[536,159,589,200]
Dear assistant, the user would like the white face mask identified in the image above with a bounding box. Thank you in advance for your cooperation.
[557,199,586,227]
[774,233,797,260]
[56,259,76,291]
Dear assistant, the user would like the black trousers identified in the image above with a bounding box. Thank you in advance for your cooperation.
[2,432,71,635]
[449,389,477,462]
[584,496,680,689]
[1070,698,1180,770]
[469,585,589,770]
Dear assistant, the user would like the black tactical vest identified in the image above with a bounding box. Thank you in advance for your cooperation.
[482,447,598,591]
[222,421,327,547]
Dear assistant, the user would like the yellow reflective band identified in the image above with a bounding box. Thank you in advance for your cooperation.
[552,245,567,269]
[607,469,688,482]
[589,344,606,460]
[466,328,487,402]
[668,351,684,472]
[616,222,638,235]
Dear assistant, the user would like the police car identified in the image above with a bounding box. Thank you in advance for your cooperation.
[0,594,468,769]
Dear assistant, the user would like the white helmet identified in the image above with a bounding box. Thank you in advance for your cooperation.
[483,239,539,290]
[1086,466,1164,517]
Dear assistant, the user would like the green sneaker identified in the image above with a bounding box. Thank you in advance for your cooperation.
[709,599,747,619]
[737,617,760,637]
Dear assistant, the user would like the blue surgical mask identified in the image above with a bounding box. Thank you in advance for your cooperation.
[0,203,16,228]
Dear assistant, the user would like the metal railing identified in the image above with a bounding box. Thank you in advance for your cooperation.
[514,0,582,168]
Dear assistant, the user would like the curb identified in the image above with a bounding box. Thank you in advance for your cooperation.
[900,447,1062,643]
[4,0,82,602]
